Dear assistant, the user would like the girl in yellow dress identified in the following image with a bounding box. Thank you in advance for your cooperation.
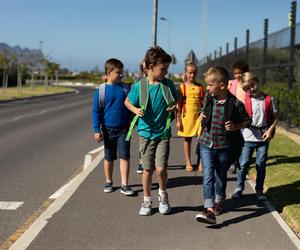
[176,62,204,172]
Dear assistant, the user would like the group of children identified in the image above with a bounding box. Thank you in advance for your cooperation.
[92,47,277,224]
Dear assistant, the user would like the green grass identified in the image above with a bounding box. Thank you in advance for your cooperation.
[248,133,300,237]
[0,85,74,101]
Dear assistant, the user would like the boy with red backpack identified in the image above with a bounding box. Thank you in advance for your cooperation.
[231,72,277,201]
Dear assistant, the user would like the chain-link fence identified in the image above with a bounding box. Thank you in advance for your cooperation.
[199,1,300,133]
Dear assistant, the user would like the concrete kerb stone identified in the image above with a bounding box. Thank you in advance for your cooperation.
[84,145,104,170]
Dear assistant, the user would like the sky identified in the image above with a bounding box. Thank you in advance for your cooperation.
[1,0,299,73]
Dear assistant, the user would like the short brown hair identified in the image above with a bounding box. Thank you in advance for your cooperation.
[104,58,124,75]
[204,65,229,85]
[144,46,172,69]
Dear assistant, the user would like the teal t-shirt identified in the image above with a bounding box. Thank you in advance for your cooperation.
[128,78,178,140]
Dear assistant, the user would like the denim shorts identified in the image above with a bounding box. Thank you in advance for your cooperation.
[102,126,130,161]
[139,136,170,170]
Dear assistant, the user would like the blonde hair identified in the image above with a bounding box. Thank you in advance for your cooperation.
[204,66,229,85]
[183,62,198,82]
[241,72,260,90]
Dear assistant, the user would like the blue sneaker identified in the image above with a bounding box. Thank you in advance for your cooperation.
[103,182,113,193]
[136,163,143,174]
[158,193,171,215]
[120,185,134,196]
[256,191,267,201]
[231,189,242,199]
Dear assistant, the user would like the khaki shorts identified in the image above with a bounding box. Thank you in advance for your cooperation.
[139,136,170,170]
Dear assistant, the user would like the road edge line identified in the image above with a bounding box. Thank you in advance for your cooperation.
[8,146,104,250]
[246,178,300,248]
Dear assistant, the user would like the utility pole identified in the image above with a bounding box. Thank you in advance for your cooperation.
[152,0,158,47]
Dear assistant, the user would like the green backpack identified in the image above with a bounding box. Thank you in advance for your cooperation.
[126,77,176,141]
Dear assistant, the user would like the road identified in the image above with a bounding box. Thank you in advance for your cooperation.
[0,89,299,249]
[0,88,97,245]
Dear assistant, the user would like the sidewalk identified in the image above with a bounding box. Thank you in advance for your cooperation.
[11,132,299,250]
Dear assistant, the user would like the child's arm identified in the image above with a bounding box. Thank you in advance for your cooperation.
[124,97,144,117]
[176,101,183,131]
[225,99,252,131]
[262,115,278,141]
[92,89,103,142]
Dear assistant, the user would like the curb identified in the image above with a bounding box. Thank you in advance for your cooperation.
[0,90,77,104]
[246,178,300,247]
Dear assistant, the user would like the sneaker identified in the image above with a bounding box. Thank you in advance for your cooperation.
[228,164,237,174]
[139,200,152,216]
[136,163,143,174]
[196,210,216,224]
[120,185,134,196]
[158,193,171,215]
[256,192,267,201]
[231,189,243,199]
[103,182,113,193]
[214,202,223,216]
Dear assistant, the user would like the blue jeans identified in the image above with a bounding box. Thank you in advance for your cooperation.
[237,141,269,193]
[103,126,130,161]
[200,143,231,208]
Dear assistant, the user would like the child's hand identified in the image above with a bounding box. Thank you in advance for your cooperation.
[135,108,144,117]
[94,132,103,143]
[166,105,176,113]
[262,130,272,141]
[199,112,206,122]
[176,119,183,131]
[225,121,237,131]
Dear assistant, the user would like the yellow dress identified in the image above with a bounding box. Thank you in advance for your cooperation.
[177,83,204,137]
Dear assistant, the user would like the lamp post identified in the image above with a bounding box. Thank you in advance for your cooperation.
[160,17,171,54]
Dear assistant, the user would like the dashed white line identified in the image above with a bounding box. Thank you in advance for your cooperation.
[0,201,24,210]
[9,146,104,250]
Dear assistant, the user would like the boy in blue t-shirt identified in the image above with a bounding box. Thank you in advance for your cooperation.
[125,47,178,216]
[92,58,134,196]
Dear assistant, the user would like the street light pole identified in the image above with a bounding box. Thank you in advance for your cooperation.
[160,17,171,54]
[152,0,158,47]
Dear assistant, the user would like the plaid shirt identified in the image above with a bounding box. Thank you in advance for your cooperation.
[200,99,230,149]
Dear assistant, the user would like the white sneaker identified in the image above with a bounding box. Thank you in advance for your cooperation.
[158,193,171,215]
[139,201,152,216]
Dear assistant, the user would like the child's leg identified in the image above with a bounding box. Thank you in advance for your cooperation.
[156,166,167,191]
[215,147,231,203]
[236,142,255,191]
[117,129,130,186]
[255,141,269,193]
[139,137,156,197]
[199,143,215,212]
[104,159,114,183]
[142,168,154,197]
[184,137,193,171]
[120,159,130,186]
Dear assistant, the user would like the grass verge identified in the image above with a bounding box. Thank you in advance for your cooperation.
[0,85,74,101]
[248,133,300,237]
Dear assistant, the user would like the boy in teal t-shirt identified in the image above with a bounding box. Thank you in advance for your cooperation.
[125,47,178,216]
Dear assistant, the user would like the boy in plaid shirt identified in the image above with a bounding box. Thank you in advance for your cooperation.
[196,66,251,224]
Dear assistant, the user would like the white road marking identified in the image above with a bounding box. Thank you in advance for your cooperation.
[0,100,91,125]
[0,201,24,210]
[9,146,104,250]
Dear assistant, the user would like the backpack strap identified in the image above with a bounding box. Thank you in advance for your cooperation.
[244,93,252,118]
[263,94,272,125]
[160,78,176,107]
[229,79,238,96]
[126,77,148,141]
[98,83,106,110]
[139,77,149,110]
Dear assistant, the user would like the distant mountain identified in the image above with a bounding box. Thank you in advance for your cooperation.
[0,42,46,70]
